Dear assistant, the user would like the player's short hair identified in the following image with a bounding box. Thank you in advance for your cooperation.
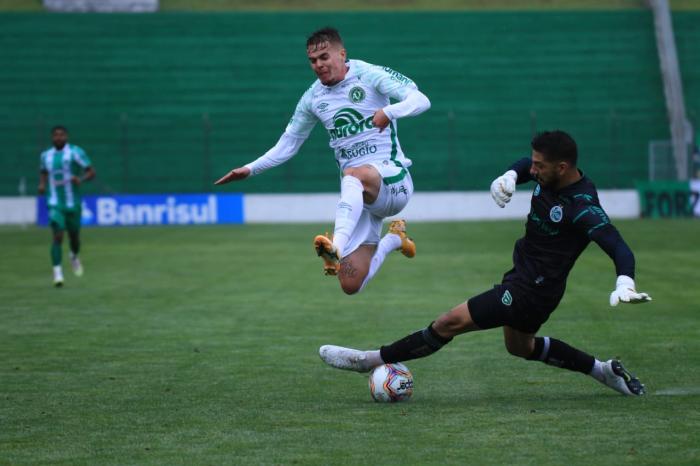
[306,27,343,49]
[51,125,68,134]
[531,130,577,166]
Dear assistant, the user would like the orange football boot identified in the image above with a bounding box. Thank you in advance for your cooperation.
[388,220,416,258]
[313,233,341,276]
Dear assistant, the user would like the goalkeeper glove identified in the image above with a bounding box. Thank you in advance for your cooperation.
[490,170,518,208]
[609,275,652,306]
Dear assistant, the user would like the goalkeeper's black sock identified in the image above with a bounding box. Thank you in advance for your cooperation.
[527,336,595,374]
[380,323,452,363]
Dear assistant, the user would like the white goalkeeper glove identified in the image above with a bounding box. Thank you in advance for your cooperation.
[609,275,652,306]
[490,170,518,208]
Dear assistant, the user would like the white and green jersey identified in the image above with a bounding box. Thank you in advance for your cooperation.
[244,59,430,177]
[295,59,426,168]
[40,144,91,210]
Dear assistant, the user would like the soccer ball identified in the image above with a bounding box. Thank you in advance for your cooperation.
[368,363,413,402]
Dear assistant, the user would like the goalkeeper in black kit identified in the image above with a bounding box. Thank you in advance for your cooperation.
[319,130,652,396]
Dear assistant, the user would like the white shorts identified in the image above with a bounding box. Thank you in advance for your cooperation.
[344,161,414,257]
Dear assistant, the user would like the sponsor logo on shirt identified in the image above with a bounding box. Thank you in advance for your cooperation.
[338,140,378,160]
[328,107,374,141]
[528,210,560,236]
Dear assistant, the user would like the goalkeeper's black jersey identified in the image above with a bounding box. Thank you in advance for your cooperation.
[507,158,617,297]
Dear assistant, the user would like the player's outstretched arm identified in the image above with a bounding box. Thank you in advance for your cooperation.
[610,275,652,306]
[213,132,307,186]
[490,170,517,208]
[589,224,652,306]
[490,158,534,208]
[214,167,251,185]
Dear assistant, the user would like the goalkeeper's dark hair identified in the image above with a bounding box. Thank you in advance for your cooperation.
[307,27,344,49]
[51,125,68,134]
[531,130,577,166]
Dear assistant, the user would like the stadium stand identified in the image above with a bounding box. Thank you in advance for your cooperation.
[0,11,697,194]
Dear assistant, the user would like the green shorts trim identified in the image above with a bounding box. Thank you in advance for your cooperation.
[382,168,408,186]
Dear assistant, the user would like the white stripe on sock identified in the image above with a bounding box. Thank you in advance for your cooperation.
[539,336,551,361]
[589,359,605,382]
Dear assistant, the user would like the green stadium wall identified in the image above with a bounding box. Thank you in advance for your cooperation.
[0,11,698,195]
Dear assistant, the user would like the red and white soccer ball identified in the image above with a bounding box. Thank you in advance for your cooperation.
[368,363,414,402]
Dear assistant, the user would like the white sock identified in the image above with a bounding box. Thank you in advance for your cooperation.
[53,265,63,277]
[332,176,364,257]
[589,359,605,382]
[365,350,384,368]
[359,233,401,292]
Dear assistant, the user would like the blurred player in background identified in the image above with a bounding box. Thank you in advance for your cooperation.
[215,27,431,294]
[38,126,95,287]
[320,130,652,396]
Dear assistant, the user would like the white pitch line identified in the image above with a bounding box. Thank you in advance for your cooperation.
[654,387,700,396]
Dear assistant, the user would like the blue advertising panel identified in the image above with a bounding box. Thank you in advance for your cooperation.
[37,194,244,226]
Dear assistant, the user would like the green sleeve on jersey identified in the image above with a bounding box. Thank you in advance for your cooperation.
[39,151,47,171]
[285,88,317,139]
[72,146,91,168]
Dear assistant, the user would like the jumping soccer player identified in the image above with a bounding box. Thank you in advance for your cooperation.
[215,27,430,294]
[38,126,95,287]
[320,130,652,396]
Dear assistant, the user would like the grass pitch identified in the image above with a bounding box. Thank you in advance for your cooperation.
[1,220,699,465]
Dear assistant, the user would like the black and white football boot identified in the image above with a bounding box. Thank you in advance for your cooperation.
[600,359,646,396]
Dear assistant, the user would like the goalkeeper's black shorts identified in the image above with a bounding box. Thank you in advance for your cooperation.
[468,272,563,334]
